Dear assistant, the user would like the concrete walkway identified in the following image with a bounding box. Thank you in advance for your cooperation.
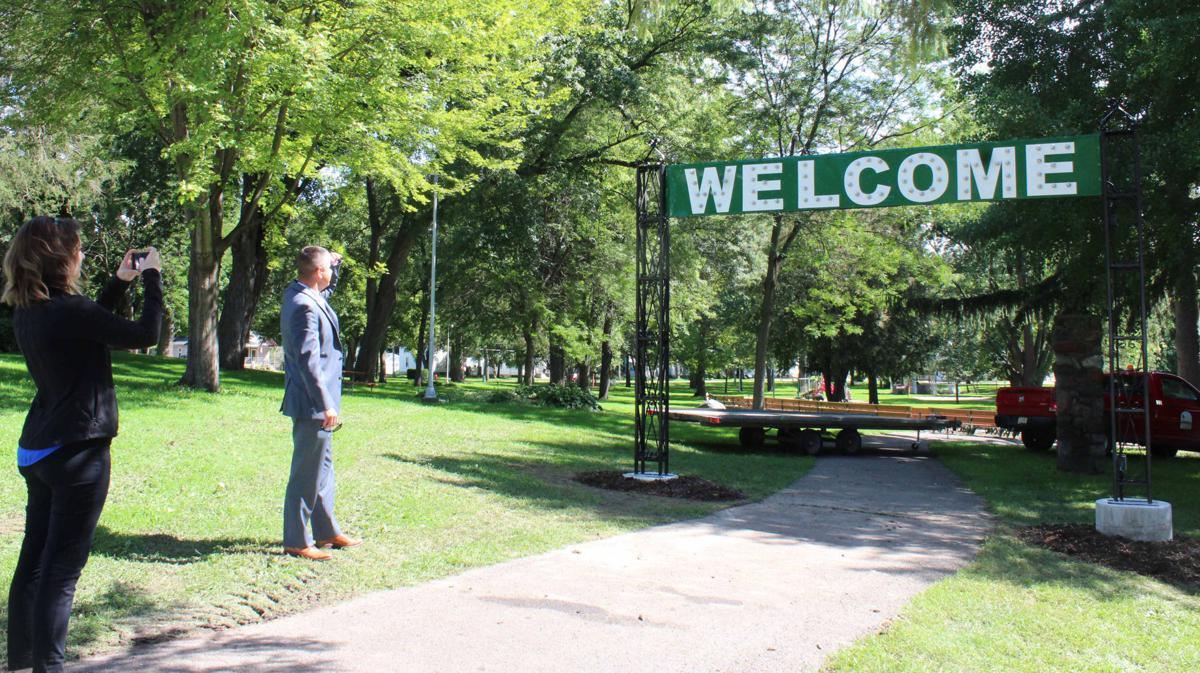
[72,447,992,673]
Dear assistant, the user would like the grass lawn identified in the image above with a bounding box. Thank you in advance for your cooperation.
[0,355,812,660]
[824,442,1200,673]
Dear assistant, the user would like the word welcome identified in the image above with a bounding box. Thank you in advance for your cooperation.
[665,135,1101,218]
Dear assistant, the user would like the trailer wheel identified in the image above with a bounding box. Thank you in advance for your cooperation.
[1151,445,1179,459]
[1021,429,1055,451]
[799,429,822,455]
[836,429,862,454]
[739,427,766,449]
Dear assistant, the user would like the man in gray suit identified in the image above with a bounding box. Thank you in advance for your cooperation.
[280,246,361,561]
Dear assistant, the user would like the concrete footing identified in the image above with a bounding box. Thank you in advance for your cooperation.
[1095,498,1173,542]
[624,471,678,482]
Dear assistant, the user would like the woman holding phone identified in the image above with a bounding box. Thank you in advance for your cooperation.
[1,216,162,673]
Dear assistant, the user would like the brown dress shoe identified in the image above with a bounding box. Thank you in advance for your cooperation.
[315,534,362,549]
[284,546,333,561]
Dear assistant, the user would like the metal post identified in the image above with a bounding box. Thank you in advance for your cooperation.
[422,176,443,403]
[1100,104,1151,501]
[631,162,674,480]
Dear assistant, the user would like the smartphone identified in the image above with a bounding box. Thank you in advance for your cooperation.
[130,251,150,270]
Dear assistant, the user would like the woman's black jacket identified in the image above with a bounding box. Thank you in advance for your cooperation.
[13,270,163,451]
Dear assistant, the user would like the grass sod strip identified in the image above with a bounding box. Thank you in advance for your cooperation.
[0,354,813,660]
[823,442,1200,673]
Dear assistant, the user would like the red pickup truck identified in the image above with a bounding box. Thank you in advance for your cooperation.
[994,371,1200,457]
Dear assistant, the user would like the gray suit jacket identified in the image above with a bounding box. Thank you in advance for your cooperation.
[280,269,343,419]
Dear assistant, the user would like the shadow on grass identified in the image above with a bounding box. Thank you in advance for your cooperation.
[970,532,1200,600]
[1,580,187,667]
[91,526,273,564]
[935,441,1200,536]
[931,440,1200,599]
[383,448,994,584]
[382,451,705,524]
[70,634,340,673]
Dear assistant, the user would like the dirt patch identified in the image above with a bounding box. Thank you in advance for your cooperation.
[573,470,746,502]
[1017,523,1200,587]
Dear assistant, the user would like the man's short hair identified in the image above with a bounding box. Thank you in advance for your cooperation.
[296,245,331,276]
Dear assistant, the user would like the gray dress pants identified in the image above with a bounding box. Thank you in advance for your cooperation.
[283,418,342,548]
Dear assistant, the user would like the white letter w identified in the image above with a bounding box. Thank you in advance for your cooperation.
[684,166,738,215]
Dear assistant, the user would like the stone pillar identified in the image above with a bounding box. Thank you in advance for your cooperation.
[1053,314,1107,473]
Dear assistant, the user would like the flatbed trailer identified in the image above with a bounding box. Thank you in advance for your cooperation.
[666,407,961,454]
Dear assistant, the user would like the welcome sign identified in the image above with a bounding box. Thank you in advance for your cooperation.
[665,135,1101,218]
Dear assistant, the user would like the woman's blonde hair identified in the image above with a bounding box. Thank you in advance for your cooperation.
[2,216,83,308]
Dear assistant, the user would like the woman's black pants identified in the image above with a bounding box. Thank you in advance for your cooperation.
[6,439,111,673]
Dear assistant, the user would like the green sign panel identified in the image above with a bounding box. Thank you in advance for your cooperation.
[665,134,1100,218]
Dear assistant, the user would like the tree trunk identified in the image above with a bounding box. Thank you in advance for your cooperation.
[180,204,221,392]
[414,283,429,387]
[217,175,270,372]
[753,213,807,408]
[599,309,613,400]
[1053,314,1107,473]
[868,369,879,405]
[523,324,536,386]
[157,306,174,357]
[355,179,425,381]
[624,351,631,387]
[451,334,465,383]
[549,343,565,384]
[1173,269,1200,386]
[831,366,848,402]
[575,361,590,391]
[1020,322,1040,386]
[691,318,708,397]
[752,225,784,409]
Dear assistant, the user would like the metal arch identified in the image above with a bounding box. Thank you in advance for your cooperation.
[634,163,670,475]
[1100,103,1153,502]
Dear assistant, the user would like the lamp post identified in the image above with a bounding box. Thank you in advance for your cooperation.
[422,176,444,404]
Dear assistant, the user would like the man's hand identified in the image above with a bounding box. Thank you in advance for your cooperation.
[329,252,343,268]
[322,408,339,430]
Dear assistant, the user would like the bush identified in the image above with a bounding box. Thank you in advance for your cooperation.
[0,306,17,353]
[514,383,600,410]
[486,390,520,404]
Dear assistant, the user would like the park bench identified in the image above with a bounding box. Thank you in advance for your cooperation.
[342,370,379,388]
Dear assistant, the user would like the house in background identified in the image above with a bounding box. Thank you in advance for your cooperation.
[162,337,188,359]
[244,332,282,370]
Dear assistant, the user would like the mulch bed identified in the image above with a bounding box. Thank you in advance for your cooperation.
[573,470,746,502]
[1017,523,1200,587]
